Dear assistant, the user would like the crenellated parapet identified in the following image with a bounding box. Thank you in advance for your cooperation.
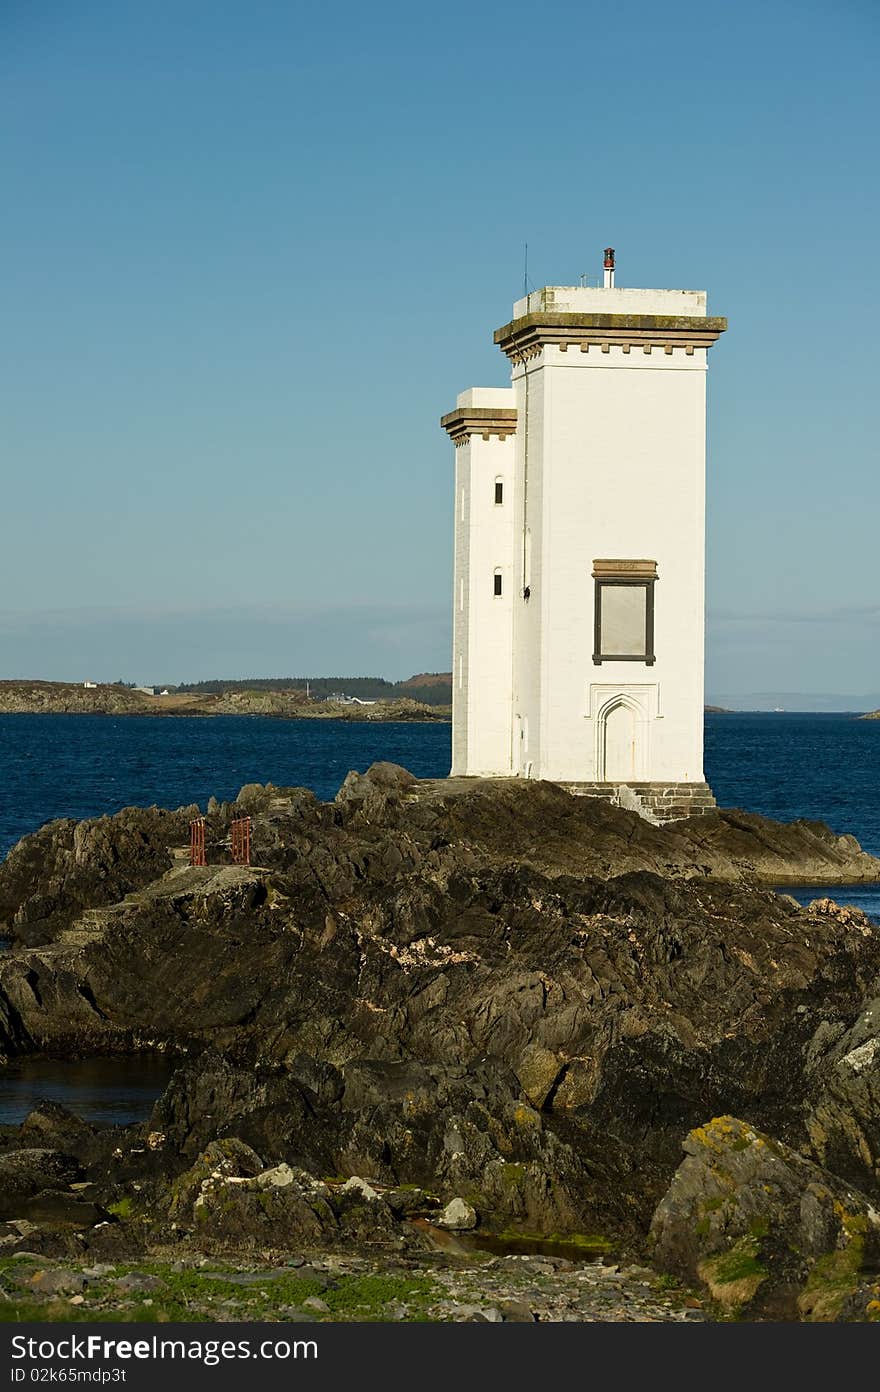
[440,405,518,446]
[494,311,727,364]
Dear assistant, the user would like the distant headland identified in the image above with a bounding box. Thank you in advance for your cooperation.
[0,676,452,722]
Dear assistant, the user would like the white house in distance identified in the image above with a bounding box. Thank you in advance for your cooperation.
[441,250,727,821]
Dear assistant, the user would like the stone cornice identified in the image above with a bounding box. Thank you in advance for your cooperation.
[494,312,727,363]
[592,559,658,579]
[440,406,518,446]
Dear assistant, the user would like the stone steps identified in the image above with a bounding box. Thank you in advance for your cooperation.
[57,865,270,946]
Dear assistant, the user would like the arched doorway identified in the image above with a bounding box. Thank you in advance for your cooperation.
[600,699,639,781]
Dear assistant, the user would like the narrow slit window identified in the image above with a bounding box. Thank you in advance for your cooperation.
[592,560,657,665]
[494,479,504,505]
[493,570,503,596]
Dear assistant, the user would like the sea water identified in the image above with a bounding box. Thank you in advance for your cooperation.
[1,710,877,857]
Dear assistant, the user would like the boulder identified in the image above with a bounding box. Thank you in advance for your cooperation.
[18,1103,96,1158]
[0,1150,80,1216]
[29,1268,87,1296]
[438,1198,477,1231]
[191,1166,337,1251]
[650,1116,880,1320]
[168,1138,265,1219]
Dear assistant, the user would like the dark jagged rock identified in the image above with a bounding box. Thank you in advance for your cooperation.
[650,1116,880,1320]
[167,1137,268,1220]
[0,806,195,947]
[3,768,877,953]
[0,1145,108,1229]
[17,1100,96,1154]
[805,995,880,1196]
[0,1148,80,1212]
[165,1140,406,1254]
[150,1052,590,1237]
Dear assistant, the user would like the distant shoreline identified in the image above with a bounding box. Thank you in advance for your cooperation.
[0,709,452,723]
[0,681,450,723]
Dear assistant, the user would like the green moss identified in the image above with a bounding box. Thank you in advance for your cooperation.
[107,1196,134,1220]
[799,1242,865,1321]
[498,1163,527,1183]
[709,1244,767,1286]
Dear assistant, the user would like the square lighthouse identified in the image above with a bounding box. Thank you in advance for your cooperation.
[441,250,727,822]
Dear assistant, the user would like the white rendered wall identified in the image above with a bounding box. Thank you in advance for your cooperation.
[511,365,544,777]
[451,443,470,774]
[509,341,708,785]
[511,285,708,318]
[451,388,516,776]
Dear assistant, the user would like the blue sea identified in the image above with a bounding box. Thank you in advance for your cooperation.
[0,711,878,861]
[0,710,878,1122]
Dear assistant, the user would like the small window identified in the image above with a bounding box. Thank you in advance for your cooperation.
[592,560,657,665]
[494,479,504,505]
[493,570,503,596]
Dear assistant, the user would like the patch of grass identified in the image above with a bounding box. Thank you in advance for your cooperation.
[321,1273,437,1321]
[698,1236,768,1313]
[0,1261,441,1325]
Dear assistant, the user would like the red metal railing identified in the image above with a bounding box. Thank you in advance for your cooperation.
[189,816,206,867]
[231,815,251,866]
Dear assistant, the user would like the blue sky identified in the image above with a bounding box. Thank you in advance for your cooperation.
[2,0,877,697]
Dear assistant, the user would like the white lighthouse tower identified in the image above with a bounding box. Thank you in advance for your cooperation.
[441,250,727,821]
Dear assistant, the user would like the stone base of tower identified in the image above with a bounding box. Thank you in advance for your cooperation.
[558,781,717,824]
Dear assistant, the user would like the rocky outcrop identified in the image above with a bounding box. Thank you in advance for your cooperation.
[805,997,880,1196]
[150,1052,589,1237]
[209,692,448,721]
[650,1116,880,1320]
[3,771,877,954]
[2,764,880,1312]
[0,682,150,715]
[0,805,195,947]
[173,1148,405,1253]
